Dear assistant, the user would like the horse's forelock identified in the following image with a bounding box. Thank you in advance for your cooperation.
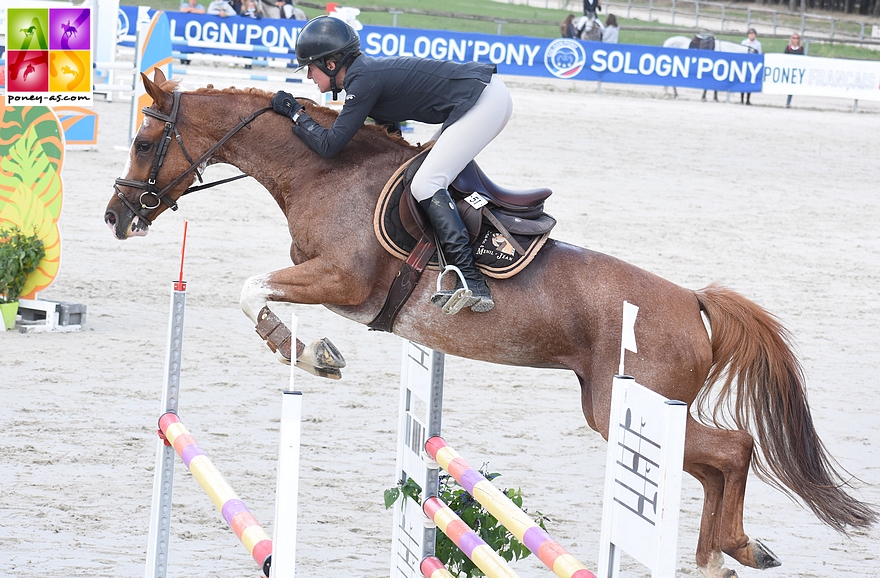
[159,78,182,92]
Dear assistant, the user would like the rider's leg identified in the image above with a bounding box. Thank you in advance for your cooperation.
[410,75,513,313]
[419,190,493,311]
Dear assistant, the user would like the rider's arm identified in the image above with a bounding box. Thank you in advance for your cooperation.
[291,71,382,159]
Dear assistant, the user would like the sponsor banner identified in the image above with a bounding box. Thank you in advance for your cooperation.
[763,53,880,101]
[540,39,763,91]
[5,4,94,106]
[116,9,766,91]
[119,6,301,59]
[361,28,763,91]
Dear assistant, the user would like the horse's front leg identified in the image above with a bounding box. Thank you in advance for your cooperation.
[241,258,368,378]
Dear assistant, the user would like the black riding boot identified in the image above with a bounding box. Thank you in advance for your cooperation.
[419,189,494,313]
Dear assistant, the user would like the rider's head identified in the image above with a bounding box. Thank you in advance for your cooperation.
[295,16,361,99]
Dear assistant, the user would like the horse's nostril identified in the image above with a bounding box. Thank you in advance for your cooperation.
[105,211,117,226]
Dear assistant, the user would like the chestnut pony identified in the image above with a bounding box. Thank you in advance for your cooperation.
[105,71,874,578]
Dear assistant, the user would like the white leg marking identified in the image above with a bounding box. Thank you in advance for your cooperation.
[240,274,278,323]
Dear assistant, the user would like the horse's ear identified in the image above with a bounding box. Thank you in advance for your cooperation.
[141,71,172,112]
[152,68,167,86]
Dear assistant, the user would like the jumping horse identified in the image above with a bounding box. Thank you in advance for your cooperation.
[105,70,875,578]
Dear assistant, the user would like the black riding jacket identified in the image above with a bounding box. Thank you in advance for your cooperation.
[292,55,496,159]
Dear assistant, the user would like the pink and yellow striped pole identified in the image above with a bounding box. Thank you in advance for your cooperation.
[425,436,596,578]
[420,555,456,578]
[158,412,273,577]
[423,496,521,578]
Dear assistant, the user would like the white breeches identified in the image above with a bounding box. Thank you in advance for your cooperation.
[409,75,513,202]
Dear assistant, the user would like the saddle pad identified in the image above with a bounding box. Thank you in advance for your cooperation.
[374,155,552,280]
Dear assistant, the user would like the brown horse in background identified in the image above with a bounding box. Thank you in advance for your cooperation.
[104,70,875,578]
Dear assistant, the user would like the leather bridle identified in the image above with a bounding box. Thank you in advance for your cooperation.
[113,90,273,226]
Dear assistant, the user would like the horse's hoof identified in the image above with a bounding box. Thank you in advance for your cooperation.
[295,360,342,380]
[313,337,345,369]
[753,539,781,569]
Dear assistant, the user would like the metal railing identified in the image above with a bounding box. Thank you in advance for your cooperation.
[513,0,880,40]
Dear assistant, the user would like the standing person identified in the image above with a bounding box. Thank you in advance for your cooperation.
[179,0,206,13]
[784,33,805,108]
[740,28,762,105]
[271,16,513,313]
[602,14,619,43]
[241,0,261,18]
[207,0,236,17]
[561,13,577,38]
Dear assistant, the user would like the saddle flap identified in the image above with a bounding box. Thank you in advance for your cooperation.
[489,209,556,236]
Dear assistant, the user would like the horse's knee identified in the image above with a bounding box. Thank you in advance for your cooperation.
[240,274,275,323]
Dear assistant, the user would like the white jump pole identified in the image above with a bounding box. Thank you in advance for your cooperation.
[270,315,302,578]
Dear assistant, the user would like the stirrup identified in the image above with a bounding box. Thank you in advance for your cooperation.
[434,265,472,315]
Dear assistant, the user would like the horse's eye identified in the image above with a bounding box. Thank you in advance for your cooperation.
[136,141,152,153]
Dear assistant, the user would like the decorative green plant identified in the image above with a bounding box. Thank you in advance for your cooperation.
[0,225,46,303]
[385,465,548,577]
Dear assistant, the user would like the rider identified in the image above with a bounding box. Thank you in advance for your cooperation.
[270,16,513,314]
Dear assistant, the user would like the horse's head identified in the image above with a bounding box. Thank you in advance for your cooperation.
[104,69,204,240]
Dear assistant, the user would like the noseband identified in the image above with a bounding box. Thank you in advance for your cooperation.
[114,90,273,225]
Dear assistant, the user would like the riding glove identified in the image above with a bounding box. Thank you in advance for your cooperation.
[271,91,304,121]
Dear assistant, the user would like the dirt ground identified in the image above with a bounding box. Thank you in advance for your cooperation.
[1,70,878,578]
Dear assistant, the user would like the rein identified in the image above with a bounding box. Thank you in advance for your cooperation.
[114,90,273,225]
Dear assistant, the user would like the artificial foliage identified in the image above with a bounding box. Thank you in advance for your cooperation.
[385,465,547,577]
[0,106,64,299]
[0,225,46,303]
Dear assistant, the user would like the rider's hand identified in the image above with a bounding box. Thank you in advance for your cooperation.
[271,91,303,121]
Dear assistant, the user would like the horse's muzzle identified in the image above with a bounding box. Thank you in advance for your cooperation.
[104,206,149,240]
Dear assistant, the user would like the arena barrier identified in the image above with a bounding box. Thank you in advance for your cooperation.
[145,223,300,578]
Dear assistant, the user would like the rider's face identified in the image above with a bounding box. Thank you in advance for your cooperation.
[307,61,337,93]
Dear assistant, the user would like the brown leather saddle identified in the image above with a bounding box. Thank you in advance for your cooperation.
[370,148,556,332]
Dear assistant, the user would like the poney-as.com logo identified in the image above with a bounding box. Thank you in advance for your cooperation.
[544,39,586,79]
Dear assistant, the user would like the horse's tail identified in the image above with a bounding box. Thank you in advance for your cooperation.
[693,283,876,533]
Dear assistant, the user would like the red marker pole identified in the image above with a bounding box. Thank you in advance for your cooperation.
[175,220,188,291]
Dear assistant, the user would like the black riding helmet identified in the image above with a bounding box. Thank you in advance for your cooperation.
[295,16,361,99]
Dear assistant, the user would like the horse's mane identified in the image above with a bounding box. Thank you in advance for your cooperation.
[185,84,418,150]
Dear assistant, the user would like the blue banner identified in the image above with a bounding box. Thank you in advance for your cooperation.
[118,7,763,91]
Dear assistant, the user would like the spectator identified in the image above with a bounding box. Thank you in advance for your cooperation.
[784,33,805,108]
[207,0,237,16]
[275,0,294,18]
[241,0,261,18]
[291,4,307,19]
[561,14,577,38]
[180,0,206,13]
[602,14,619,43]
[583,0,601,17]
[740,28,762,105]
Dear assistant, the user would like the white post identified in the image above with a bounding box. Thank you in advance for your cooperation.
[598,376,687,578]
[390,340,444,577]
[271,315,302,578]
[144,283,187,578]
[130,20,147,144]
